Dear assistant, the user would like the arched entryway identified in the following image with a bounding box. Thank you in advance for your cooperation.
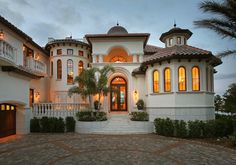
[110,77,127,111]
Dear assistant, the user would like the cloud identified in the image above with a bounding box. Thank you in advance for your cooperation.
[215,73,236,80]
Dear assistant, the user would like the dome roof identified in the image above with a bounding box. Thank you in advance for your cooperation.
[107,24,128,34]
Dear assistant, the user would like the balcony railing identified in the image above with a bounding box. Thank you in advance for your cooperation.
[33,103,89,118]
[24,57,47,74]
[0,40,17,64]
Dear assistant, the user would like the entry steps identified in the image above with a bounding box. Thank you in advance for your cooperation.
[76,114,154,134]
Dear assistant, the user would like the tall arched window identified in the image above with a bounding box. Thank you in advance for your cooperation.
[178,66,186,91]
[78,61,83,75]
[51,61,53,76]
[153,70,159,93]
[67,59,73,84]
[57,60,62,79]
[164,68,171,92]
[192,66,200,91]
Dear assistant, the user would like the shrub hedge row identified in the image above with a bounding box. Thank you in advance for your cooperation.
[30,116,76,133]
[130,112,149,121]
[154,116,236,138]
[76,111,107,121]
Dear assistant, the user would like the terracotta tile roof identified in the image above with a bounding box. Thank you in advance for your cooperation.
[144,45,163,55]
[143,45,221,66]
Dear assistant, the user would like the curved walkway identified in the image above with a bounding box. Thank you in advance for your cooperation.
[0,134,236,164]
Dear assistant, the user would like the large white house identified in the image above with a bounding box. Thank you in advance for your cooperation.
[0,16,221,137]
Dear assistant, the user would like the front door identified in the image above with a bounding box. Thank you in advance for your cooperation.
[110,77,127,111]
[0,104,16,138]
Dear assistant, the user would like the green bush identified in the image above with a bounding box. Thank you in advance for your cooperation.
[76,111,107,121]
[130,112,149,121]
[163,118,174,136]
[174,120,187,138]
[40,117,50,132]
[55,117,65,133]
[214,119,232,137]
[188,120,204,138]
[30,117,40,132]
[66,117,76,132]
[94,112,107,121]
[203,120,216,138]
[230,132,236,146]
[154,118,165,135]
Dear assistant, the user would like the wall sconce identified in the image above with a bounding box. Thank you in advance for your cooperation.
[35,92,40,98]
[0,29,4,40]
[133,89,139,103]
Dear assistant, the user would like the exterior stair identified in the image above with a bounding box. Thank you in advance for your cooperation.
[76,114,154,134]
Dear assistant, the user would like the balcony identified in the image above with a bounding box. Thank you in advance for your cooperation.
[0,40,17,65]
[24,57,47,74]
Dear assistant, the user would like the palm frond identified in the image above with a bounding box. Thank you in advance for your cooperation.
[216,49,236,58]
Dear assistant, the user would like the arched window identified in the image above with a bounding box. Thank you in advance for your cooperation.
[192,66,200,91]
[78,61,83,75]
[67,59,73,84]
[57,60,62,79]
[178,66,186,91]
[164,68,171,92]
[153,70,159,93]
[51,61,53,76]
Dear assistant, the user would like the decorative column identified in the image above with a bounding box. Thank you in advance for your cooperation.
[133,54,137,63]
[99,54,103,63]
[92,54,97,63]
[139,53,144,63]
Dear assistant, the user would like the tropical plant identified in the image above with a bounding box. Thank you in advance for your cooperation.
[69,65,114,110]
[194,0,236,57]
[136,99,144,110]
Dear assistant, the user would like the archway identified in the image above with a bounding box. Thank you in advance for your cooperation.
[110,76,127,111]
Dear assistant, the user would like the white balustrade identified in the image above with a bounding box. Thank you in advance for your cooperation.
[0,40,17,64]
[25,57,46,74]
[33,103,89,118]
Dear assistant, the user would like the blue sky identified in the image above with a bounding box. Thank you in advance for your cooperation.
[0,0,235,95]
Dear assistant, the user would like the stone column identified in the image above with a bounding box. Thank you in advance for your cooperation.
[99,54,103,63]
[139,54,144,63]
[92,54,97,63]
[133,54,137,63]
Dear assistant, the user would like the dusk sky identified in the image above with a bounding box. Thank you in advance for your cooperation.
[0,0,235,95]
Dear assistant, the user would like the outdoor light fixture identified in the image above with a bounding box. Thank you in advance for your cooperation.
[0,29,4,39]
[35,92,40,98]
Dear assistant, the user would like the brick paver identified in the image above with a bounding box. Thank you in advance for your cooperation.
[0,134,236,164]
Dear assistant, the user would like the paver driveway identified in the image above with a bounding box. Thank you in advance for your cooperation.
[0,134,236,165]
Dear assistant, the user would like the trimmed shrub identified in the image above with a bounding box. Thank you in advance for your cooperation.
[94,112,107,121]
[214,119,232,137]
[230,132,236,146]
[188,120,204,138]
[30,117,40,132]
[162,118,174,136]
[130,112,149,121]
[203,120,216,138]
[66,117,76,132]
[154,118,165,135]
[174,120,187,138]
[55,117,65,133]
[40,117,50,132]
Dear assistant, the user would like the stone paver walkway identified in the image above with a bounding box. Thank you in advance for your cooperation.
[0,134,236,165]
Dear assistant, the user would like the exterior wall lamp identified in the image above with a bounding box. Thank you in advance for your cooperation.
[0,29,4,40]
[133,89,139,103]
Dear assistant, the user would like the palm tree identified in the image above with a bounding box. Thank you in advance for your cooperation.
[194,0,236,58]
[68,65,114,110]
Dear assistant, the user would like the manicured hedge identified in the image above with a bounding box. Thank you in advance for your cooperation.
[154,116,236,139]
[130,112,149,121]
[30,117,65,133]
[76,111,107,121]
[65,117,76,132]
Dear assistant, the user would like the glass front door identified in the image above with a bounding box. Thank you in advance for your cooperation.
[110,77,127,111]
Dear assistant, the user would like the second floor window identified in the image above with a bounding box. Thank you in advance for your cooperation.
[177,37,181,44]
[78,61,83,75]
[164,68,171,92]
[178,66,186,91]
[168,38,173,46]
[67,49,73,55]
[57,60,62,79]
[79,50,84,56]
[51,61,53,76]
[57,49,62,55]
[67,59,73,84]
[192,66,200,91]
[153,70,159,93]
[50,51,53,56]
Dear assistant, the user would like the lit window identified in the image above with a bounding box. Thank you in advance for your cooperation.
[57,60,62,79]
[51,61,53,76]
[169,38,173,46]
[67,49,73,55]
[67,59,73,84]
[111,56,126,62]
[153,70,159,93]
[164,68,171,92]
[78,61,83,75]
[192,66,200,91]
[57,49,62,55]
[177,37,181,45]
[178,66,186,91]
[79,50,84,56]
